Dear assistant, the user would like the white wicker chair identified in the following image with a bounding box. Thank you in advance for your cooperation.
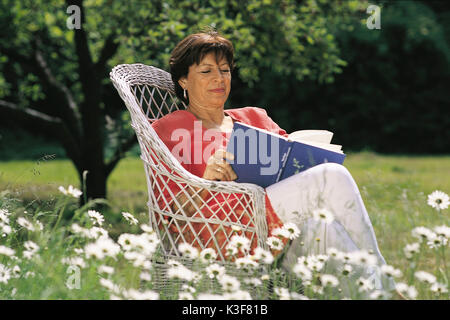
[109,64,270,264]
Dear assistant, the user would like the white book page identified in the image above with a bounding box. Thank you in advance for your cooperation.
[288,130,333,144]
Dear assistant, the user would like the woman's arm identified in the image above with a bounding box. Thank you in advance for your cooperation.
[170,149,237,218]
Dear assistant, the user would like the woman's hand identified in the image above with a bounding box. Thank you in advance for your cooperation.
[202,149,237,181]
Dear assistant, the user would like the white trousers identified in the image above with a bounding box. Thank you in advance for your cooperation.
[266,163,395,295]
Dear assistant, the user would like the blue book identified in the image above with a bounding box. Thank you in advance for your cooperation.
[226,122,346,188]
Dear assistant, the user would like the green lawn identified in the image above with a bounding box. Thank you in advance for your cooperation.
[0,151,449,299]
[0,151,449,269]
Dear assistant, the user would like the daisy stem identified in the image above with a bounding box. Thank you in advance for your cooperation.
[52,201,67,233]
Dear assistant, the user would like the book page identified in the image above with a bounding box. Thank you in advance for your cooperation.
[288,130,333,144]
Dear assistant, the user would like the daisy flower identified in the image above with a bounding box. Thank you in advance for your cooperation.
[224,290,252,300]
[403,242,420,259]
[140,272,152,282]
[434,225,450,239]
[197,293,225,300]
[292,263,313,282]
[218,274,240,292]
[0,245,15,257]
[266,236,284,251]
[199,248,217,263]
[167,265,198,282]
[341,264,353,276]
[427,190,449,210]
[121,212,138,225]
[123,289,159,300]
[320,274,339,287]
[61,256,86,268]
[98,265,114,275]
[0,264,11,284]
[17,217,35,231]
[272,227,291,239]
[58,185,82,198]
[179,292,194,300]
[23,241,39,259]
[282,222,301,240]
[235,256,258,270]
[252,247,274,264]
[87,210,104,226]
[414,271,436,284]
[229,235,251,253]
[205,263,225,279]
[178,243,199,259]
[411,226,436,243]
[380,265,403,278]
[430,282,448,295]
[356,277,375,293]
[396,282,418,299]
[312,208,335,224]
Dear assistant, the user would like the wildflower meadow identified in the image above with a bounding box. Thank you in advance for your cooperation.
[0,155,448,300]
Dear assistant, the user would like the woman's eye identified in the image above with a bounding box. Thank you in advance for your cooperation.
[201,70,210,73]
[221,69,230,73]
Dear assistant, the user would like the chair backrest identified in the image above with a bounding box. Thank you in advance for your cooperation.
[110,64,268,262]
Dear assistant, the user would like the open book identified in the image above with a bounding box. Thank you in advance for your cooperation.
[226,122,346,188]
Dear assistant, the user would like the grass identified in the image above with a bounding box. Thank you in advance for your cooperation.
[0,151,449,299]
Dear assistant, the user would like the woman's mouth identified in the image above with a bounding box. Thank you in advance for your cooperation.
[209,88,225,93]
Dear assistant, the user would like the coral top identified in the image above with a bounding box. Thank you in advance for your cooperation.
[151,107,288,257]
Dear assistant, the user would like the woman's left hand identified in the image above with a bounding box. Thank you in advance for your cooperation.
[203,149,238,181]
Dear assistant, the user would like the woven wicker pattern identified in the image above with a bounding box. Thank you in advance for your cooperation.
[109,64,269,263]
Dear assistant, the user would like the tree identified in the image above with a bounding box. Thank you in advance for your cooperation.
[0,0,366,202]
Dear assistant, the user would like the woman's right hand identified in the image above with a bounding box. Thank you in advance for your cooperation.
[202,149,238,181]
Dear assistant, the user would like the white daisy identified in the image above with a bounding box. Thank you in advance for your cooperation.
[235,256,258,270]
[272,227,291,239]
[61,256,86,268]
[85,237,120,260]
[434,225,450,239]
[179,292,194,300]
[199,248,217,263]
[0,210,10,224]
[87,227,109,240]
[223,290,252,300]
[427,236,448,249]
[243,277,263,287]
[282,222,301,240]
[167,265,198,282]
[98,265,114,275]
[414,271,436,284]
[59,185,82,198]
[99,278,122,294]
[427,190,449,210]
[404,242,420,259]
[117,233,135,251]
[327,247,343,261]
[292,263,313,282]
[140,224,154,233]
[205,263,225,279]
[396,282,418,299]
[320,274,339,287]
[229,235,251,253]
[430,282,448,295]
[356,277,375,293]
[87,210,104,226]
[252,247,274,264]
[312,208,334,224]
[261,274,270,281]
[0,245,15,257]
[218,274,240,292]
[0,223,12,236]
[17,217,35,231]
[0,264,11,284]
[341,264,353,276]
[123,289,159,300]
[23,241,39,259]
[140,272,152,282]
[349,250,377,267]
[121,212,138,225]
[380,265,403,278]
[412,226,436,243]
[370,290,391,300]
[266,236,284,251]
[178,243,199,259]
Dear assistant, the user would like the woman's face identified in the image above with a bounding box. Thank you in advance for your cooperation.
[179,52,231,110]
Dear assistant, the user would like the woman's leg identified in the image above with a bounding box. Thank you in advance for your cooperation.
[266,163,395,293]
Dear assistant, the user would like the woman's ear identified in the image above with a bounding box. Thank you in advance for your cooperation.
[178,77,187,89]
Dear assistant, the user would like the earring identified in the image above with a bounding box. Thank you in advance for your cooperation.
[183,88,187,99]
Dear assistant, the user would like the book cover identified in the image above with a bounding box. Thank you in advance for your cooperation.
[226,122,346,188]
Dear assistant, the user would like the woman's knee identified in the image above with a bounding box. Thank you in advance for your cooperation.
[313,163,356,189]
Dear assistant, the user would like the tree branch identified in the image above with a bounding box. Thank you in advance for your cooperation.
[0,99,82,172]
[105,132,138,177]
[95,33,120,75]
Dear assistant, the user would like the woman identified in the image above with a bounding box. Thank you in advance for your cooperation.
[152,31,398,298]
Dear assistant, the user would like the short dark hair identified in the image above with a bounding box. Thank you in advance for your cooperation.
[169,30,235,105]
